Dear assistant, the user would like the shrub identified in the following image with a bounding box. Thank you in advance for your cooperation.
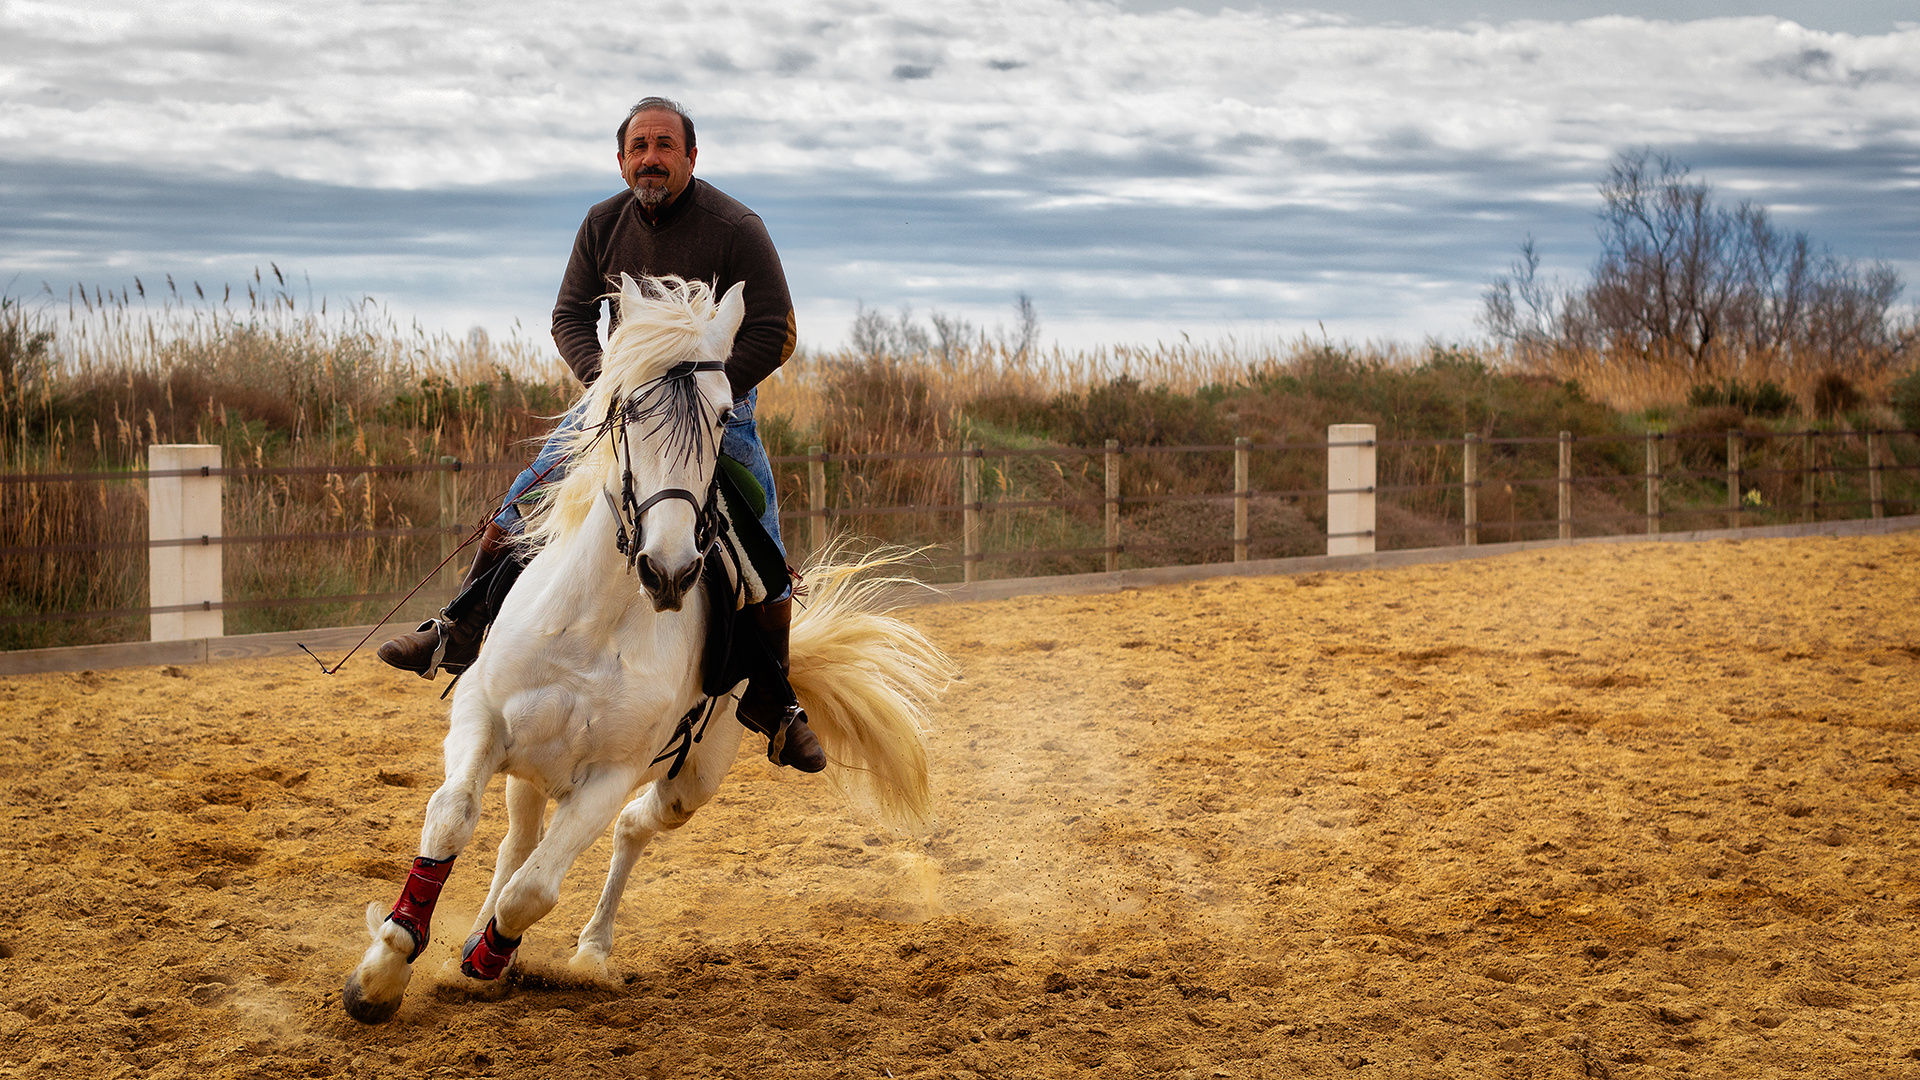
[1811,371,1862,420]
[1686,379,1797,418]
[1893,369,1920,432]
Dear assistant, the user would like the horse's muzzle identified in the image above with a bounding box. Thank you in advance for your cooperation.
[638,552,702,612]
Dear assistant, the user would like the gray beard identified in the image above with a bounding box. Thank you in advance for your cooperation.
[631,182,671,209]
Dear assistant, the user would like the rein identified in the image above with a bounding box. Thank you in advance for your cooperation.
[600,359,728,573]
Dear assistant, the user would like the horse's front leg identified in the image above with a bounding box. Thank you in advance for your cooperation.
[343,706,505,1024]
[573,703,745,974]
[458,762,638,981]
[468,776,547,942]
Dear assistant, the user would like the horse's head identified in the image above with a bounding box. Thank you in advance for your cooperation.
[534,275,745,613]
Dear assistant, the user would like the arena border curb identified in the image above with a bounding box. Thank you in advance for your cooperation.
[4,513,1916,677]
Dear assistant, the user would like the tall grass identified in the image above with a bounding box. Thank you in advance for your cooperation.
[4,279,1915,650]
[2,277,571,649]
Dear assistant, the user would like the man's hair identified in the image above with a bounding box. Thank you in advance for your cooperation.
[617,97,696,154]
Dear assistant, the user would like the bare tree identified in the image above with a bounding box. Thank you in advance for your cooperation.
[928,311,975,366]
[1479,237,1576,362]
[1011,291,1040,360]
[850,302,931,361]
[1484,148,1913,381]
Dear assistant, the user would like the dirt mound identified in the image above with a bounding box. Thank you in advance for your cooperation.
[2,533,1918,1078]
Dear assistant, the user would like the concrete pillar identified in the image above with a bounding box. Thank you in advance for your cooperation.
[149,444,223,641]
[1327,424,1376,556]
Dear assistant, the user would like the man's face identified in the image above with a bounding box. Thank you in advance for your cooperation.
[618,110,697,211]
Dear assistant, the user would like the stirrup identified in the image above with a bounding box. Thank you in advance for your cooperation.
[417,616,453,680]
[766,706,826,773]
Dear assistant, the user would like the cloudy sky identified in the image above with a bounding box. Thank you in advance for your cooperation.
[2,0,1916,354]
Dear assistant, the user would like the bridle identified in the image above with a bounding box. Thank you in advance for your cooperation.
[598,359,728,574]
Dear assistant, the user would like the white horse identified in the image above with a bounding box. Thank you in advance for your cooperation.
[343,275,950,1024]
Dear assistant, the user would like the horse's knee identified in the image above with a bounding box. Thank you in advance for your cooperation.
[420,785,480,853]
[425,784,478,824]
[496,877,560,934]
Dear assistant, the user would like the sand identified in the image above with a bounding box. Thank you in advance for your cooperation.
[2,532,1918,1079]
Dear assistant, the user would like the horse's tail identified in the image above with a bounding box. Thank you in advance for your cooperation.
[788,545,954,833]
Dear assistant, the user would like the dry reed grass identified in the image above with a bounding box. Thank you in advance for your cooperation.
[5,278,1915,649]
[1511,343,1912,418]
[2,277,572,649]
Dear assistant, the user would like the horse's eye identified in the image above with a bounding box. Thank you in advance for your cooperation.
[717,407,735,426]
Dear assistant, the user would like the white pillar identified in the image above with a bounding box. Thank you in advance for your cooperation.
[1327,424,1376,556]
[149,444,223,641]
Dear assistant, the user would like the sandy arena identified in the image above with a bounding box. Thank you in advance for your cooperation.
[2,533,1918,1079]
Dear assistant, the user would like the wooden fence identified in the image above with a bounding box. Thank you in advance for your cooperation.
[2,425,1915,646]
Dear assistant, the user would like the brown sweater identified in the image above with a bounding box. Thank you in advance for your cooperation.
[551,179,797,397]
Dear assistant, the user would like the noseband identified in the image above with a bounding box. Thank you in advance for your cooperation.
[600,359,727,573]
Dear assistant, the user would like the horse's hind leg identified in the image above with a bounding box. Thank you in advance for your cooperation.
[460,762,638,981]
[343,706,505,1024]
[572,710,745,972]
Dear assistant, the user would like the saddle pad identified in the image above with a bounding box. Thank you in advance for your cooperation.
[711,456,787,608]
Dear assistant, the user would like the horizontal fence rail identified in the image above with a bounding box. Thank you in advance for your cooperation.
[3,427,1917,647]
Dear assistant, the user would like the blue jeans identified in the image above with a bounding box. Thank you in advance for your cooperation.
[496,387,787,571]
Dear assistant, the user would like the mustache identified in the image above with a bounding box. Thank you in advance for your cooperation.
[633,166,670,177]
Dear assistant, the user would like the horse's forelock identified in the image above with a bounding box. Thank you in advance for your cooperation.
[599,276,721,391]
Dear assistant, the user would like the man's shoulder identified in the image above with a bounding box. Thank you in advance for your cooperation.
[584,189,633,225]
[687,180,764,229]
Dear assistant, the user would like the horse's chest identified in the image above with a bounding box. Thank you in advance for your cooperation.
[495,677,689,783]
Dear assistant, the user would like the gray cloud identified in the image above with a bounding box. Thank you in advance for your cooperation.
[2,1,1915,348]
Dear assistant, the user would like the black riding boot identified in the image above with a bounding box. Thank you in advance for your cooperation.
[734,596,827,773]
[378,521,525,678]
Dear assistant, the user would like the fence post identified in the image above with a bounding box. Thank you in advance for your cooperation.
[148,444,223,642]
[438,455,460,593]
[1727,428,1742,530]
[1233,436,1250,562]
[1104,439,1121,573]
[1869,431,1884,519]
[962,443,981,584]
[1326,424,1375,556]
[808,445,827,558]
[1801,430,1814,523]
[1645,431,1660,536]
[1557,431,1572,541]
[1462,433,1478,547]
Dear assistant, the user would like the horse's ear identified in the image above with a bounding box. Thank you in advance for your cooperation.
[710,281,747,352]
[613,273,645,317]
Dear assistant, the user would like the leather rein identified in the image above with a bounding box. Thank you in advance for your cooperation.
[599,359,728,573]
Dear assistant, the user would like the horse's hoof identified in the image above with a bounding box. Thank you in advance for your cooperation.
[342,972,402,1025]
[567,947,613,983]
[460,919,520,981]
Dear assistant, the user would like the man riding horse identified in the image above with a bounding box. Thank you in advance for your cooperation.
[377,96,825,773]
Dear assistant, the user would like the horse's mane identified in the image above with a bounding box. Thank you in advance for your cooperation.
[521,275,725,551]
